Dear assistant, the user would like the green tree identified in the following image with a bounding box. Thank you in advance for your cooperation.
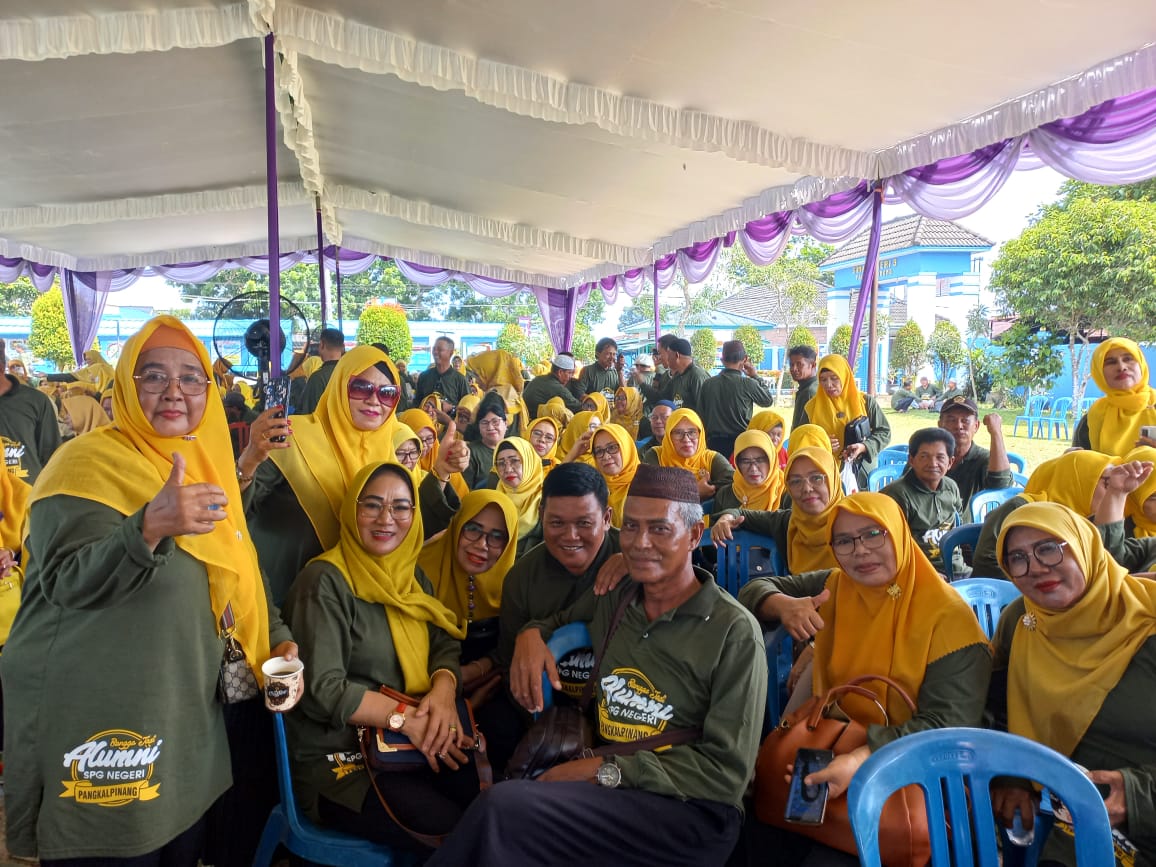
[926,321,967,386]
[0,277,40,316]
[356,303,413,362]
[570,323,596,362]
[829,324,852,358]
[496,322,529,359]
[732,324,765,368]
[890,320,925,378]
[989,192,1156,410]
[964,303,990,399]
[1056,178,1156,206]
[786,325,818,350]
[991,322,1064,404]
[30,286,75,370]
[691,328,717,370]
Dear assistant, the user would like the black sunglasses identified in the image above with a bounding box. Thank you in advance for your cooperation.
[347,378,400,403]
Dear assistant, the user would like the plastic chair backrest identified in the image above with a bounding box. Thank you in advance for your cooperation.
[763,625,793,732]
[868,464,902,491]
[1005,452,1026,473]
[875,448,908,468]
[1078,396,1095,417]
[949,577,1022,638]
[1026,394,1050,415]
[938,523,982,582]
[712,529,786,595]
[848,727,1114,867]
[1048,396,1072,418]
[970,487,1019,519]
[539,622,593,712]
[1010,471,1029,488]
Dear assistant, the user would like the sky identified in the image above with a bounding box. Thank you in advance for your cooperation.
[110,165,1067,330]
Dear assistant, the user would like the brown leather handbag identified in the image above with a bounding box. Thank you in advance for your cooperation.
[754,674,930,867]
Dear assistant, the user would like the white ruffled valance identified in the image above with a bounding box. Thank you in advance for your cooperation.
[0,235,319,273]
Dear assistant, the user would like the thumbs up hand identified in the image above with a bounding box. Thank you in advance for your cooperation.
[434,421,470,479]
[142,453,229,550]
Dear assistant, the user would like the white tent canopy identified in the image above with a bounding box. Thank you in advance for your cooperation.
[2,1,1155,289]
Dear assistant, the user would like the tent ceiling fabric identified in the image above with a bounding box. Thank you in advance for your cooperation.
[0,1,1154,285]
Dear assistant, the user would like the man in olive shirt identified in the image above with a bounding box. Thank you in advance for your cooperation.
[788,344,818,430]
[570,337,624,402]
[656,337,709,413]
[939,395,1013,513]
[880,427,964,573]
[698,339,776,456]
[914,375,941,410]
[522,354,583,416]
[0,339,60,482]
[432,465,766,866]
[414,335,470,409]
[297,327,345,413]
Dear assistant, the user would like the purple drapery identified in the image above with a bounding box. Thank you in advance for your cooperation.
[61,271,113,366]
[847,183,883,370]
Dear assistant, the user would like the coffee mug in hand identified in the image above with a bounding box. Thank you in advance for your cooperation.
[261,657,304,712]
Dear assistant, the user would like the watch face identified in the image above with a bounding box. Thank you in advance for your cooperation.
[597,762,621,788]
[388,712,406,732]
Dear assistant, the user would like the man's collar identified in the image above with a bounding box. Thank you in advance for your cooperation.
[633,566,719,621]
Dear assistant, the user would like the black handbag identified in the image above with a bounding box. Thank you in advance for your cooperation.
[843,415,871,446]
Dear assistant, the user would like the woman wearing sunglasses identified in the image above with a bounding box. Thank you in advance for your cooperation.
[990,501,1156,866]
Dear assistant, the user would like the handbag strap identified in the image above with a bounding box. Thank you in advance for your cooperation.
[591,724,703,758]
[810,673,917,728]
[364,759,447,849]
[578,583,641,711]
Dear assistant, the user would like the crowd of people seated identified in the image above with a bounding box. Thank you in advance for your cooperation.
[0,323,1154,867]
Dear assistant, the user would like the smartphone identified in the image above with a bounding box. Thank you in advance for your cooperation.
[1141,425,1156,441]
[785,748,833,825]
[262,376,291,442]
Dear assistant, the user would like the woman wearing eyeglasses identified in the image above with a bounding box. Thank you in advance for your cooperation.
[711,430,786,517]
[610,386,644,439]
[580,391,611,424]
[461,393,510,489]
[745,493,989,863]
[800,354,891,489]
[989,501,1156,866]
[642,408,734,501]
[748,409,788,470]
[282,461,480,852]
[398,408,471,513]
[492,438,544,548]
[521,416,561,474]
[589,423,641,528]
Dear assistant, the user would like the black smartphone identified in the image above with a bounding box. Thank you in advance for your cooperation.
[262,376,291,442]
[785,748,834,825]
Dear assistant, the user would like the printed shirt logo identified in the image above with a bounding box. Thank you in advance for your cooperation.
[2,437,27,479]
[326,751,365,781]
[60,729,162,806]
[597,667,675,743]
[921,518,955,562]
[556,648,594,700]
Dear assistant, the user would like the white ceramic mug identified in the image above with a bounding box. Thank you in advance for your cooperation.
[261,657,304,712]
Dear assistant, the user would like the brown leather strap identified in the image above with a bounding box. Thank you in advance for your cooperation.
[578,584,641,710]
[365,763,446,849]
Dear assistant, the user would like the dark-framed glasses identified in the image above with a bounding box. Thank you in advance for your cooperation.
[495,456,523,472]
[347,378,400,404]
[787,473,827,491]
[395,447,420,462]
[737,456,770,471]
[356,498,414,520]
[133,372,209,395]
[592,443,621,460]
[670,428,699,442]
[461,521,509,549]
[831,528,889,556]
[1003,540,1068,578]
[530,429,556,445]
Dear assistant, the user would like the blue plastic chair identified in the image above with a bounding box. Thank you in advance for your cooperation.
[763,625,794,732]
[875,446,908,468]
[539,622,593,712]
[1011,470,1029,488]
[1040,396,1073,440]
[848,727,1114,867]
[711,529,786,595]
[1077,396,1095,418]
[1005,452,1026,473]
[970,487,1020,520]
[254,713,412,867]
[1012,395,1050,438]
[950,577,1022,638]
[938,523,982,581]
[868,464,901,491]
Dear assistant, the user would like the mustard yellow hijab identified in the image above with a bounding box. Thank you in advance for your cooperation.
[786,423,834,457]
[749,409,787,437]
[418,490,518,622]
[398,407,469,501]
[0,469,30,552]
[75,349,116,394]
[582,391,611,423]
[468,349,524,393]
[592,424,640,528]
[62,395,111,435]
[658,408,718,477]
[522,416,561,465]
[731,430,785,511]
[804,355,866,442]
[538,396,574,428]
[998,501,1156,757]
[1124,446,1156,537]
[815,492,988,724]
[300,355,323,379]
[493,437,544,538]
[455,393,481,425]
[610,387,644,438]
[314,462,464,695]
[391,423,427,485]
[1021,450,1114,514]
[271,345,400,549]
[784,446,844,573]
[1086,338,1156,456]
[31,316,271,679]
[561,411,599,466]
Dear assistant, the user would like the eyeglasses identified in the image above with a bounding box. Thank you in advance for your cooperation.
[356,498,414,521]
[530,429,556,445]
[1003,540,1068,578]
[478,419,505,431]
[736,456,770,471]
[787,473,828,491]
[670,429,699,442]
[395,447,420,461]
[830,528,889,556]
[592,443,621,460]
[461,521,509,549]
[133,372,209,395]
[347,378,400,404]
[495,456,523,472]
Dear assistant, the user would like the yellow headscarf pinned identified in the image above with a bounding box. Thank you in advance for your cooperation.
[784,446,844,573]
[815,492,988,724]
[391,423,427,484]
[1086,338,1156,455]
[522,416,561,465]
[804,355,866,443]
[493,437,544,538]
[591,424,640,527]
[1123,446,1156,536]
[786,423,833,457]
[418,490,518,622]
[314,462,464,694]
[31,316,271,680]
[998,501,1156,756]
[658,408,718,477]
[399,408,440,472]
[582,392,611,423]
[731,430,785,511]
[610,387,644,438]
[1021,450,1114,514]
[271,345,400,549]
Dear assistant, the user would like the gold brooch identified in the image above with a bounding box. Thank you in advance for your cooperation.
[886,583,902,599]
[1021,613,1037,631]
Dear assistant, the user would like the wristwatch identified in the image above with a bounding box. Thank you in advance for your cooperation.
[596,758,622,788]
[387,701,407,732]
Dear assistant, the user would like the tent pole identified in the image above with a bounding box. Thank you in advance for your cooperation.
[652,264,660,351]
[264,32,282,377]
[335,247,344,331]
[867,249,879,396]
[316,200,328,328]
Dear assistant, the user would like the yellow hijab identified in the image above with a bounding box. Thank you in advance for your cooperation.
[468,349,524,394]
[804,355,867,441]
[610,387,644,438]
[538,396,574,428]
[784,447,844,573]
[523,416,561,466]
[749,409,787,437]
[300,355,323,379]
[30,316,271,679]
[1123,446,1156,537]
[0,469,30,552]
[592,424,640,528]
[236,381,255,408]
[455,393,481,425]
[561,411,599,466]
[731,430,785,511]
[314,462,464,695]
[1086,338,1156,456]
[62,395,111,435]
[76,349,116,394]
[398,407,469,501]
[391,423,428,485]
[493,437,544,538]
[786,423,834,457]
[815,492,988,723]
[271,346,400,549]
[418,490,518,622]
[582,391,611,423]
[998,502,1156,757]
[1021,450,1114,514]
[658,408,718,477]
